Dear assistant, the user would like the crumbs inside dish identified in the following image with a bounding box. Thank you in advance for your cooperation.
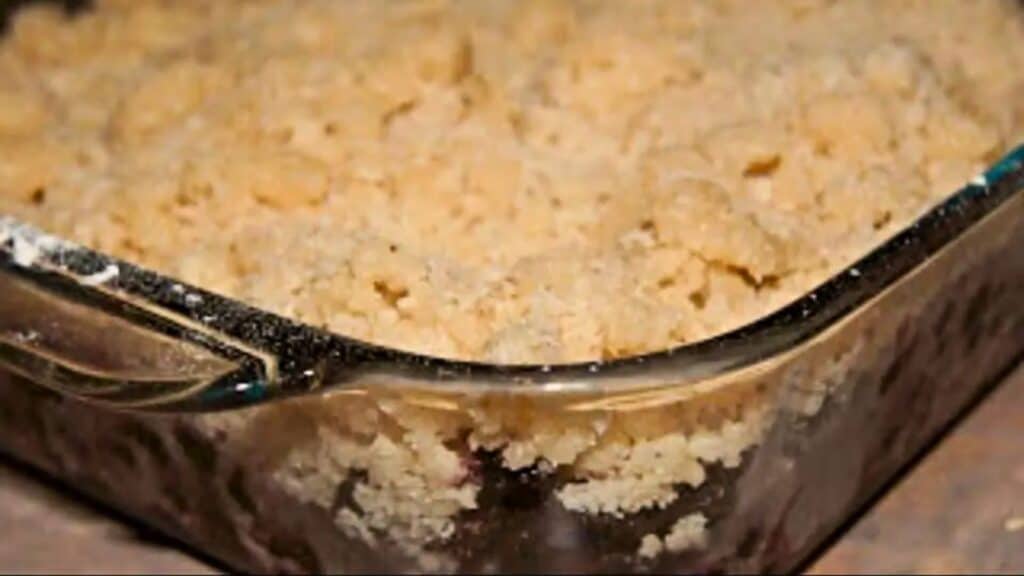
[1,0,1021,364]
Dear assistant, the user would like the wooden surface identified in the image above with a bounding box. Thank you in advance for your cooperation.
[1,364,1022,574]
[0,462,212,574]
[808,362,1024,574]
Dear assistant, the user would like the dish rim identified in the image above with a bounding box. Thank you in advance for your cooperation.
[1,147,1020,398]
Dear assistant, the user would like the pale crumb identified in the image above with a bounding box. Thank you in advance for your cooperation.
[637,513,708,559]
[557,404,769,515]
[637,534,664,559]
[336,507,377,546]
[1005,517,1024,533]
[664,513,708,553]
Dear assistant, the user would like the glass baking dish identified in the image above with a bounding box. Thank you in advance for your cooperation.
[1,3,1023,573]
[1,138,1021,573]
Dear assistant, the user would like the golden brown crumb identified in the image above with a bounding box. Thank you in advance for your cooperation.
[2,2,1023,568]
[1,0,1020,363]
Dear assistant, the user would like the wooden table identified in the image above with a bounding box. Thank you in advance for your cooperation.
[2,365,1022,574]
[807,362,1024,574]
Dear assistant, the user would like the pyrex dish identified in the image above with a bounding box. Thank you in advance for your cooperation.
[2,136,1022,573]
[2,2,1024,574]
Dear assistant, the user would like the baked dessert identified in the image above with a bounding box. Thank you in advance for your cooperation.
[0,1,1022,573]
[2,0,1021,364]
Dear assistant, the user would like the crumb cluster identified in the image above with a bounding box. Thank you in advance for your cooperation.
[2,0,1020,363]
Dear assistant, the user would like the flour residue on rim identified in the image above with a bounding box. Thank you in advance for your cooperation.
[0,216,76,268]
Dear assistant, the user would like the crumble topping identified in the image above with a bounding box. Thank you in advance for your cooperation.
[1,0,1020,363]
[2,0,1022,569]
